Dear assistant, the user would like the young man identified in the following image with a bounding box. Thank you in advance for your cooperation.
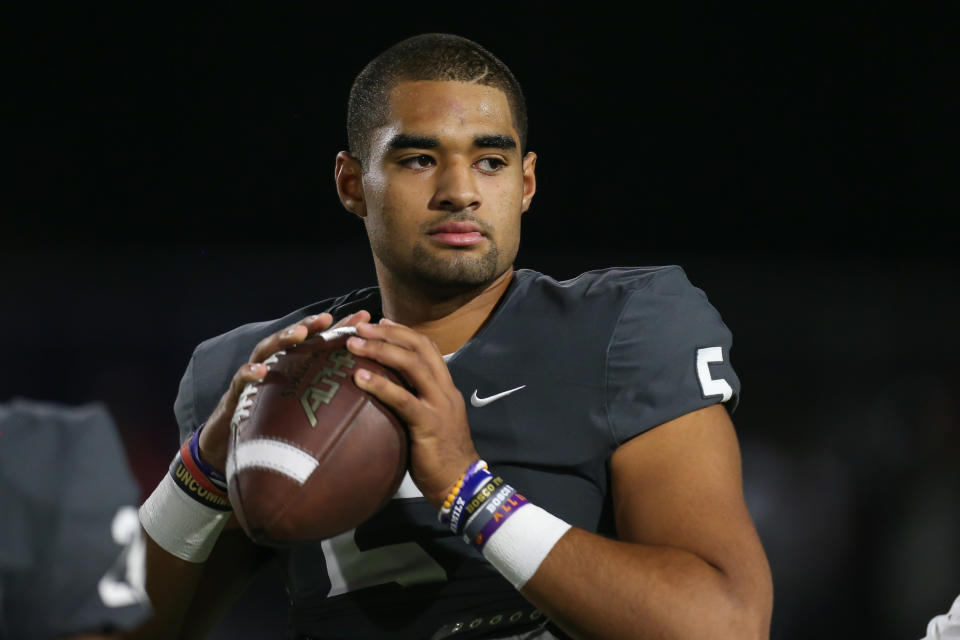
[134,33,773,639]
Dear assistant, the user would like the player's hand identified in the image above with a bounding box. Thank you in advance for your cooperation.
[346,318,480,507]
[198,310,372,471]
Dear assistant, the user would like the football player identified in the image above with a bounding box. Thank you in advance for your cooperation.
[134,33,773,639]
[0,399,150,639]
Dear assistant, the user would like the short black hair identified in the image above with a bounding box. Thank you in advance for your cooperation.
[347,33,527,166]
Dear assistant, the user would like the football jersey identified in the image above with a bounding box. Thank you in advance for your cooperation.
[174,266,740,639]
[0,399,150,639]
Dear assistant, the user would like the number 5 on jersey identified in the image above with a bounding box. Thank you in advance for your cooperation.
[696,346,733,402]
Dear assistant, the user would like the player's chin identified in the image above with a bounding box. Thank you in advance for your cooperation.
[411,244,501,288]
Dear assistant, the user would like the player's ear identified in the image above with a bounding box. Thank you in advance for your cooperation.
[520,151,537,214]
[335,151,367,218]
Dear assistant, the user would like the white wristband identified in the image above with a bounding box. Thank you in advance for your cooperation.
[481,503,572,589]
[139,473,231,563]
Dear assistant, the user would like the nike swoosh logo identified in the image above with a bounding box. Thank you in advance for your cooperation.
[470,385,526,408]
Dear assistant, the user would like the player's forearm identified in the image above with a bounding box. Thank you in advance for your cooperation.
[122,527,264,640]
[118,532,206,640]
[520,527,771,640]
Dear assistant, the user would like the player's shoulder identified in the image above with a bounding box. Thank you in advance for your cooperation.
[515,264,698,303]
[469,265,710,371]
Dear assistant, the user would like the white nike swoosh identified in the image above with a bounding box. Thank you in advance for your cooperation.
[470,385,526,408]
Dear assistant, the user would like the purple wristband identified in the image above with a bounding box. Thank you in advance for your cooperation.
[462,483,514,544]
[473,492,529,551]
[189,425,227,488]
[449,468,494,534]
[439,459,489,526]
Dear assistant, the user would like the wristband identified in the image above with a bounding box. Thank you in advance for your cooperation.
[461,483,515,545]
[138,441,232,563]
[474,491,528,549]
[189,424,228,491]
[139,474,231,563]
[438,459,488,524]
[439,471,572,590]
[434,465,573,589]
[480,502,572,590]
[173,440,231,510]
[459,475,507,534]
[448,469,496,534]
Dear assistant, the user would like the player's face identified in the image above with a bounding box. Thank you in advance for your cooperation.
[352,80,536,293]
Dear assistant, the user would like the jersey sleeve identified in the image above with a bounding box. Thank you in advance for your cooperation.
[174,346,203,444]
[605,267,740,445]
[173,321,288,445]
[172,322,276,445]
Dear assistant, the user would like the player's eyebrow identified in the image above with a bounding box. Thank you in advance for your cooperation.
[388,134,440,150]
[473,134,517,151]
[387,133,517,152]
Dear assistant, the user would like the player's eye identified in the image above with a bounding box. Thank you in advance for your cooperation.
[475,157,507,173]
[399,155,435,169]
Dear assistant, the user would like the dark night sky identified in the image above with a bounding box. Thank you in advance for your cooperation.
[1,5,955,255]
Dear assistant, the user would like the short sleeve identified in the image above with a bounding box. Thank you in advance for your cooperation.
[605,267,740,444]
[174,347,202,444]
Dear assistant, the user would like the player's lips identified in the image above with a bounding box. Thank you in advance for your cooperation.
[427,221,485,246]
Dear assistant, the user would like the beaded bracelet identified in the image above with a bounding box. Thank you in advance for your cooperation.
[435,464,573,590]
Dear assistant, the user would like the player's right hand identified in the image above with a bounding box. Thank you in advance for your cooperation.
[197,310,372,472]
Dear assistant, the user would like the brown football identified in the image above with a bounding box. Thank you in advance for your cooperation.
[226,326,408,546]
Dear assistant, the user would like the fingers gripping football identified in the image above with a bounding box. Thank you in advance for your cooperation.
[347,319,480,507]
[198,311,371,471]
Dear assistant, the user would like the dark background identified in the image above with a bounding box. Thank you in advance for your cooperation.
[2,5,957,639]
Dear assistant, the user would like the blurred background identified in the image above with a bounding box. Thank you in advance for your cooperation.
[1,5,957,639]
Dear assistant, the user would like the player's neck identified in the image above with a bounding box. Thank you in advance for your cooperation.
[378,268,514,355]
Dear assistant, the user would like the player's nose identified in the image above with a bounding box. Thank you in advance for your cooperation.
[430,157,481,212]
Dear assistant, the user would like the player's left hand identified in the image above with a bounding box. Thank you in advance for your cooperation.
[345,317,479,508]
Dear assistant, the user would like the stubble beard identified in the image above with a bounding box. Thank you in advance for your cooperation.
[408,240,502,292]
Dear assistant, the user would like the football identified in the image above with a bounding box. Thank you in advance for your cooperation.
[226,325,409,546]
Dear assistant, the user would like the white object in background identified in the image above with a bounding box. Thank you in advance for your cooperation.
[923,595,960,640]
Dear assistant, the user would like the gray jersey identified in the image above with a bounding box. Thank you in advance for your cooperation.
[0,400,149,639]
[175,266,740,639]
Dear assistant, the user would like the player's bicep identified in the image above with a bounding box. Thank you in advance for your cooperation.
[610,405,770,596]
